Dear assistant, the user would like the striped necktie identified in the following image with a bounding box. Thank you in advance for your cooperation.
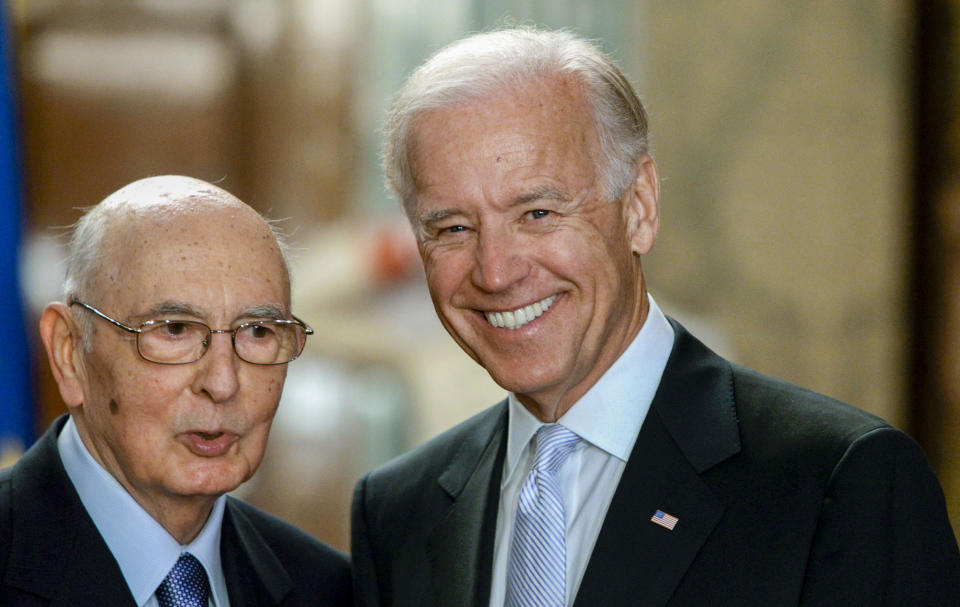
[155,552,210,607]
[505,424,580,607]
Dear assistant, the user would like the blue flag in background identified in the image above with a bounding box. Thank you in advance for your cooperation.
[0,5,35,463]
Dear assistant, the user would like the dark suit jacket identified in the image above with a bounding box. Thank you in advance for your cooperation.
[0,415,352,606]
[352,321,960,606]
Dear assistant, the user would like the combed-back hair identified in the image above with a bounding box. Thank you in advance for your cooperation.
[383,26,650,228]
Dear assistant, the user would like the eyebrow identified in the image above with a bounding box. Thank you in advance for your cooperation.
[242,304,288,320]
[514,185,571,205]
[145,301,203,319]
[141,301,288,322]
[418,208,463,227]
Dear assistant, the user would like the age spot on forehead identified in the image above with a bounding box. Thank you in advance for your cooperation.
[109,399,119,414]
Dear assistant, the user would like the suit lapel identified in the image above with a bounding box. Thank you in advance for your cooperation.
[221,498,294,607]
[5,416,137,607]
[574,321,740,607]
[427,403,507,607]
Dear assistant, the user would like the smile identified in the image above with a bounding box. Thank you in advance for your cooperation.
[484,294,557,330]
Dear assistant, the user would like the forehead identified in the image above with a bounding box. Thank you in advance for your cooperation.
[97,204,289,315]
[409,76,600,196]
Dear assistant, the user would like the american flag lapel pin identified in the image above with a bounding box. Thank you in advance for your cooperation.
[650,509,679,531]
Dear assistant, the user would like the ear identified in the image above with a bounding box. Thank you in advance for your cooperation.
[39,303,87,409]
[623,154,660,255]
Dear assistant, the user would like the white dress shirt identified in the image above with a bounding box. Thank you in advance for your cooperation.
[58,417,231,607]
[489,294,675,607]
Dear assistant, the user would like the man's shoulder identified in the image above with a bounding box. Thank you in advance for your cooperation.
[722,362,921,479]
[363,400,506,489]
[0,465,12,571]
[0,464,12,511]
[224,496,348,568]
[730,362,889,437]
[223,497,351,604]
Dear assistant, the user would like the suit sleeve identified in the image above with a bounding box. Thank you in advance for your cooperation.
[351,472,383,607]
[800,426,960,606]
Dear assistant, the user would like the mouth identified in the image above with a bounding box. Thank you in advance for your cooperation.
[181,430,238,457]
[483,294,557,330]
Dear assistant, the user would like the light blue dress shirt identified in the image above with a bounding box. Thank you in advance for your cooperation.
[489,294,675,607]
[58,417,231,607]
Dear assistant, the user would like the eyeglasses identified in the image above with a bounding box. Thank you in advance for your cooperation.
[69,300,313,365]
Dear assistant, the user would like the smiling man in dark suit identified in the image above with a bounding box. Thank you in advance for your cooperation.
[0,176,351,606]
[351,27,960,606]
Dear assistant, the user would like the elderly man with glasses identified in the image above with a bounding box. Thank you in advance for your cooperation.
[0,176,351,606]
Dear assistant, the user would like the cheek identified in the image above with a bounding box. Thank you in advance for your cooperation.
[247,370,286,420]
[423,251,469,300]
[543,228,631,301]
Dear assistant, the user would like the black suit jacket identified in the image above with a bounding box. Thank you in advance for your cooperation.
[0,416,352,606]
[351,321,960,606]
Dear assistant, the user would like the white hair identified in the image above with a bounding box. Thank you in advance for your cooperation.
[383,27,650,226]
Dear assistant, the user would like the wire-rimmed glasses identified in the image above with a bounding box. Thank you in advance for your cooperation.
[69,300,313,365]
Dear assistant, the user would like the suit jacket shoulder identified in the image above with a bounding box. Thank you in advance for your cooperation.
[360,402,506,508]
[728,364,960,605]
[352,402,507,607]
[0,417,136,606]
[222,498,352,606]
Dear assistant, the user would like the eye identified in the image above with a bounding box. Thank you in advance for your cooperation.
[160,321,191,337]
[429,223,471,240]
[528,209,551,220]
[247,324,276,339]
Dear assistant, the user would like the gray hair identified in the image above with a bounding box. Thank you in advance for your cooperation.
[383,26,650,226]
[62,179,294,349]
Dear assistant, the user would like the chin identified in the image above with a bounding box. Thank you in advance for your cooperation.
[175,462,251,497]
[487,357,565,390]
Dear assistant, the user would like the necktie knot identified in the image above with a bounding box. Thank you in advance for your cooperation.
[156,552,210,607]
[532,424,580,474]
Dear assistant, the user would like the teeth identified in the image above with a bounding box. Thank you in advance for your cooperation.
[485,295,557,330]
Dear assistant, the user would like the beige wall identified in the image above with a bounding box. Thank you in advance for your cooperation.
[640,2,911,428]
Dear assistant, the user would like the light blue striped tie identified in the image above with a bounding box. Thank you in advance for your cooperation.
[505,424,580,607]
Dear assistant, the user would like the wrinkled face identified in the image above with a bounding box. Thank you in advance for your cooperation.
[410,78,656,418]
[73,204,290,510]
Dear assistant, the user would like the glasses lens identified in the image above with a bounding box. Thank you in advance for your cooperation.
[235,321,306,364]
[138,320,210,363]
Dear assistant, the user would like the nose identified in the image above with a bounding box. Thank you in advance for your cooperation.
[470,226,531,293]
[191,331,240,402]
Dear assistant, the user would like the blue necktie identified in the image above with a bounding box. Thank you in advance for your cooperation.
[156,552,211,607]
[505,424,580,607]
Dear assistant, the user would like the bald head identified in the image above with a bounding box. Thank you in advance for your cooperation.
[63,176,291,345]
[65,176,289,300]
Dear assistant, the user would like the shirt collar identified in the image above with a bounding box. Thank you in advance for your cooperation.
[504,294,675,481]
[58,416,230,607]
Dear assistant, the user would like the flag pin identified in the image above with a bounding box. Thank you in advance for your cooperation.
[650,509,679,531]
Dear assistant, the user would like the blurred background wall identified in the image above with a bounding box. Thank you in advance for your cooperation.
[2,0,959,550]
